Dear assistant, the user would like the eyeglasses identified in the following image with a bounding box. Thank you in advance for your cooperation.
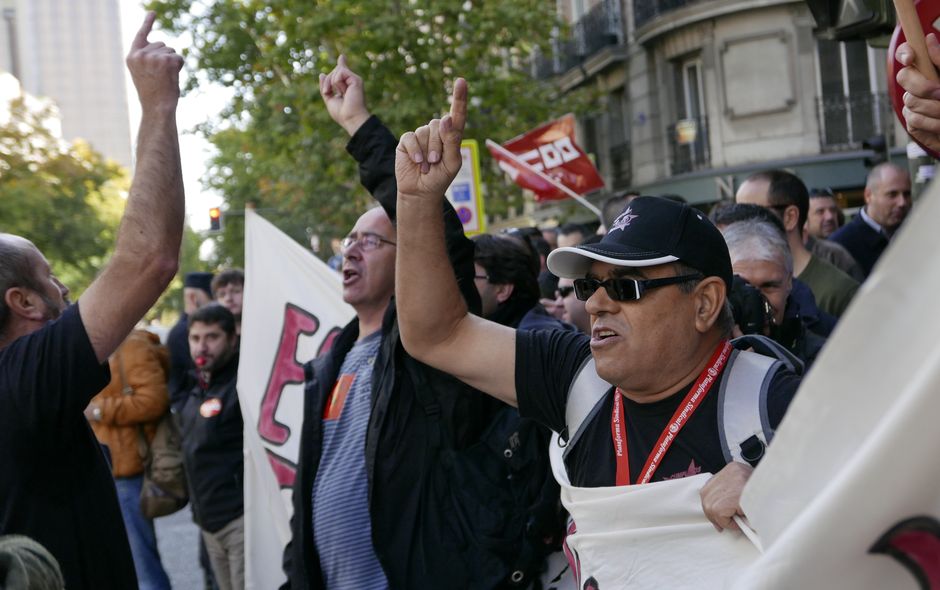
[556,285,574,298]
[573,273,703,302]
[341,232,396,253]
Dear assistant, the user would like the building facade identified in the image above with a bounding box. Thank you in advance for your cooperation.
[0,0,132,168]
[535,0,904,219]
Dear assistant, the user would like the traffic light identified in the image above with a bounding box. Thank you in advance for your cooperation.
[209,207,222,232]
[806,0,894,41]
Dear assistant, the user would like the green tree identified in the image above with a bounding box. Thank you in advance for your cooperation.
[0,97,127,296]
[148,0,587,264]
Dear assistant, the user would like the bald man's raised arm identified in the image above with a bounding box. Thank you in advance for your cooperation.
[79,13,185,363]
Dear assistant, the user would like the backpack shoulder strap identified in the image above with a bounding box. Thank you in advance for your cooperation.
[717,348,782,466]
[731,334,804,376]
[561,355,612,461]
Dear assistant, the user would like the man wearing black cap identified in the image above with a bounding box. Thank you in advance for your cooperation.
[392,95,801,577]
[166,271,213,404]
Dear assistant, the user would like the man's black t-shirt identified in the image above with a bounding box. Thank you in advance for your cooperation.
[515,329,800,487]
[0,304,137,589]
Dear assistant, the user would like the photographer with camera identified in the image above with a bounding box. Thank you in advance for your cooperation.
[722,218,827,368]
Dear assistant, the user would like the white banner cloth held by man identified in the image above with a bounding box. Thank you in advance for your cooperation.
[549,437,760,588]
[240,210,354,589]
[734,179,940,588]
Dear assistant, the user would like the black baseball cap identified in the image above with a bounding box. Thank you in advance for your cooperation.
[547,196,733,290]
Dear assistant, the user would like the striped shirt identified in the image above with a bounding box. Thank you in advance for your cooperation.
[312,331,388,589]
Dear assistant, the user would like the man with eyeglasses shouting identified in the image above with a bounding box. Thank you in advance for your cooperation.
[393,81,803,586]
[283,57,550,590]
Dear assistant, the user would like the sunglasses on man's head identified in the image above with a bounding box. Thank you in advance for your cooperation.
[572,273,703,302]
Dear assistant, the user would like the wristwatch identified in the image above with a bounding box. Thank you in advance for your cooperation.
[91,406,102,421]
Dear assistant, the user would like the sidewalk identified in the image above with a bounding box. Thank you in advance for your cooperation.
[155,505,203,589]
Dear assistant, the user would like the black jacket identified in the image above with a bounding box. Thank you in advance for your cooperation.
[176,354,243,533]
[829,213,889,279]
[282,116,499,589]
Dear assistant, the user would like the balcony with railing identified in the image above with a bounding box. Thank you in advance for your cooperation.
[817,92,891,151]
[634,0,704,30]
[667,116,710,175]
[533,0,624,80]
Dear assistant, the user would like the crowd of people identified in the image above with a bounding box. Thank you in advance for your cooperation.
[1,12,939,590]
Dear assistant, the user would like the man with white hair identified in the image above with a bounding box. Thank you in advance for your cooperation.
[722,218,827,367]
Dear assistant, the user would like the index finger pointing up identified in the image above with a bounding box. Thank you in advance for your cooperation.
[132,12,157,51]
[449,77,468,134]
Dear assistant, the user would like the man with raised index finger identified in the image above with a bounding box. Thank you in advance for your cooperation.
[282,58,556,590]
[0,13,184,590]
[393,80,802,584]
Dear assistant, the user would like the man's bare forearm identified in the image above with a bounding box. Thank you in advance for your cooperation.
[396,190,468,358]
[79,12,184,362]
[116,107,184,268]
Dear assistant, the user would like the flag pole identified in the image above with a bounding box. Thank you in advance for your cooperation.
[892,0,939,82]
[485,139,604,224]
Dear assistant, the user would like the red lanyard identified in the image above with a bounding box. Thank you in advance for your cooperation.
[610,340,732,486]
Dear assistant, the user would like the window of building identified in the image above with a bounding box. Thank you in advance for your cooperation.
[670,56,709,174]
[816,39,885,149]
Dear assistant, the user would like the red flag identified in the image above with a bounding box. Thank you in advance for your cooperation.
[487,114,605,202]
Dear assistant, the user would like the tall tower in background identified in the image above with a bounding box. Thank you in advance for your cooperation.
[0,0,132,169]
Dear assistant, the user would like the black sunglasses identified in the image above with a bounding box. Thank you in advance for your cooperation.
[556,285,575,298]
[573,273,703,302]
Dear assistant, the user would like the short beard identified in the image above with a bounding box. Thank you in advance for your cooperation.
[39,291,66,322]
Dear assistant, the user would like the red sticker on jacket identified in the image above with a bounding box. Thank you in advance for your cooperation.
[200,398,223,418]
[323,374,355,421]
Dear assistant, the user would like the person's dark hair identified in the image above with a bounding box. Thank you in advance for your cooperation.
[710,202,786,236]
[0,239,43,337]
[211,268,244,296]
[558,222,586,238]
[188,303,237,337]
[744,170,809,231]
[472,234,540,307]
[809,187,835,199]
[501,228,542,276]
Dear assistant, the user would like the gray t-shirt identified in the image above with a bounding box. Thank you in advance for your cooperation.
[312,330,388,589]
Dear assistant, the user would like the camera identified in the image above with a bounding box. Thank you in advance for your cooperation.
[728,275,773,335]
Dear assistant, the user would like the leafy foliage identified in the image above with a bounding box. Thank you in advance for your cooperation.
[148,0,588,264]
[0,97,127,297]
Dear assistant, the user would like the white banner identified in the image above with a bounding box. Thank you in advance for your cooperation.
[735,176,940,589]
[239,210,354,589]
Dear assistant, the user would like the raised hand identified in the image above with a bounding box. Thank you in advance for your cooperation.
[395,78,467,202]
[125,12,183,114]
[319,55,371,136]
[897,33,940,153]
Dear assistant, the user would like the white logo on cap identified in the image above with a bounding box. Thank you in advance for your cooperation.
[610,207,638,233]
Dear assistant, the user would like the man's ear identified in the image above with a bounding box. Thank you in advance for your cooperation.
[693,277,725,334]
[782,204,800,233]
[494,283,515,304]
[4,287,45,322]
